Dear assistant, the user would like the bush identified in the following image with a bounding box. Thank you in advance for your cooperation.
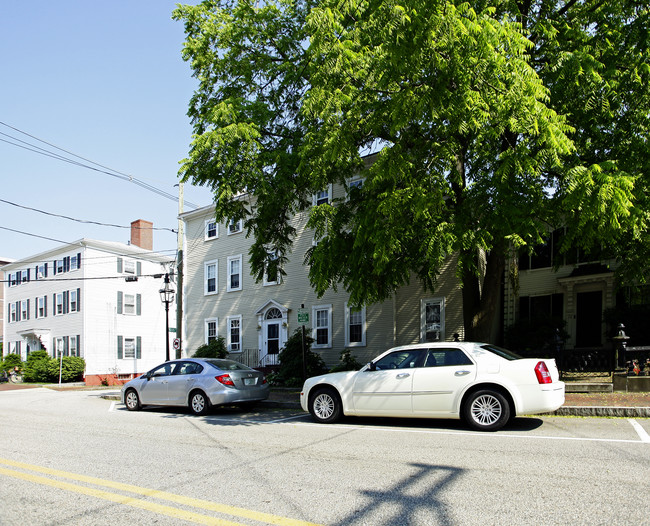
[193,337,228,358]
[274,328,328,387]
[22,352,85,383]
[22,351,51,382]
[1,353,22,372]
[329,349,364,372]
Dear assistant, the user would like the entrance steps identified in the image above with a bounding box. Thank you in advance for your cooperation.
[565,382,613,393]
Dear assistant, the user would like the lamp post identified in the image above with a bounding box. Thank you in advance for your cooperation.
[159,273,175,362]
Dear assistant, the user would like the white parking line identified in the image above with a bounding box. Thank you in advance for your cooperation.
[108,401,116,412]
[629,419,650,443]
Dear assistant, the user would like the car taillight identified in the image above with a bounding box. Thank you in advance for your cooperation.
[262,376,268,385]
[535,362,552,384]
[216,374,235,386]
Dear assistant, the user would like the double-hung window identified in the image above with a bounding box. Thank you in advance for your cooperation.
[228,219,243,235]
[345,304,366,347]
[263,251,279,286]
[55,293,64,316]
[313,185,333,206]
[36,296,47,318]
[312,305,332,348]
[21,300,29,321]
[227,315,242,352]
[205,318,218,344]
[205,260,218,294]
[205,220,218,240]
[70,290,78,312]
[227,255,242,292]
[10,303,17,323]
[124,294,135,315]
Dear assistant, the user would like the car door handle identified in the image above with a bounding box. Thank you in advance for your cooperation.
[396,373,410,379]
[454,370,471,376]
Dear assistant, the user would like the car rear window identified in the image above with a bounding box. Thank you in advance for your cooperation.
[478,344,524,361]
[203,359,253,371]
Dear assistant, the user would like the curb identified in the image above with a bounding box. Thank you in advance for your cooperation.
[547,406,650,418]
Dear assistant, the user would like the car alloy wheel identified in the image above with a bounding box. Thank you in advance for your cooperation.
[189,391,209,415]
[464,389,510,431]
[310,387,341,424]
[125,389,141,411]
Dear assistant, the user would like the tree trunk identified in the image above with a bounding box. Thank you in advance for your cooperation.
[462,247,505,343]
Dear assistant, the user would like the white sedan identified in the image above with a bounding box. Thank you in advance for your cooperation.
[300,342,565,431]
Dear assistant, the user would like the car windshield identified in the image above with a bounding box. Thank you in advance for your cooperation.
[478,344,524,361]
[203,359,253,371]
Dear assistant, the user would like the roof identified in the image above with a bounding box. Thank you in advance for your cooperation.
[0,238,173,270]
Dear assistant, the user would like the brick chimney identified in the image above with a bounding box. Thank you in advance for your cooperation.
[130,219,153,250]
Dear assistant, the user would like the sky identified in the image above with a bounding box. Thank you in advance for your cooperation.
[1,0,214,263]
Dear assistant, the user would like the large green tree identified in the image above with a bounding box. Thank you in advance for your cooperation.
[174,0,649,342]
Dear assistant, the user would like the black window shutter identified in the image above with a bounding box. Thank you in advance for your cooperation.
[64,336,69,356]
[77,288,81,312]
[77,335,81,356]
[16,301,20,322]
[117,291,123,314]
[53,294,56,314]
[64,291,69,314]
[44,263,48,278]
[117,336,123,359]
[44,296,47,318]
[136,336,142,359]
[26,299,30,320]
[27,268,30,282]
[53,260,57,275]
[77,252,82,269]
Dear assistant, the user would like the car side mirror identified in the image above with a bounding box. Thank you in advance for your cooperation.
[367,362,376,371]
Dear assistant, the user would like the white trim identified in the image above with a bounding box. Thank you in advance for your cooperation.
[205,317,219,344]
[313,184,333,206]
[227,315,242,352]
[227,218,243,235]
[312,304,332,348]
[205,219,219,241]
[227,255,243,292]
[204,259,218,295]
[345,303,366,347]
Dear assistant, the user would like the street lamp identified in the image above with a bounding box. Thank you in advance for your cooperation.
[159,273,175,362]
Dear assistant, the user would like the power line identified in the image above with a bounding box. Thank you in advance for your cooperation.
[0,121,201,209]
[0,198,176,233]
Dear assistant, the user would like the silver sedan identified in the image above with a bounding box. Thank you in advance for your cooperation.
[121,358,270,415]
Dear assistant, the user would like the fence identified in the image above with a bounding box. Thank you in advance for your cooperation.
[227,349,279,369]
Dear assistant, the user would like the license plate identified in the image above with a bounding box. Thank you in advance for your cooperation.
[244,378,256,386]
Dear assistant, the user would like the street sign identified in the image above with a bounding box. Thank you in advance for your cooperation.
[169,327,177,333]
[297,308,309,325]
[173,338,181,350]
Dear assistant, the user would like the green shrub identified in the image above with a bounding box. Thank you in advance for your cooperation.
[23,353,85,383]
[330,349,364,372]
[23,351,51,382]
[193,337,228,358]
[274,328,328,387]
[2,353,22,372]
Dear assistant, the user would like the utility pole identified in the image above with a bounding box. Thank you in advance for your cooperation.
[176,182,184,359]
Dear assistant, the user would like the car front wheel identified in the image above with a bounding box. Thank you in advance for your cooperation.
[463,389,510,431]
[124,389,141,411]
[189,390,210,415]
[309,387,342,424]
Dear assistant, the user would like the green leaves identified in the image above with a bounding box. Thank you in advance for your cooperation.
[175,0,650,335]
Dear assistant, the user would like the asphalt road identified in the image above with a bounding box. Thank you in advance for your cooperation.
[1,388,648,526]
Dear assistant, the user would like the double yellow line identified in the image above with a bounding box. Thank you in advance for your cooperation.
[0,457,322,526]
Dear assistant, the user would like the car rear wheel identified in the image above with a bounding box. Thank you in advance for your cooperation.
[189,390,210,415]
[463,389,510,431]
[309,387,342,423]
[124,389,141,411]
